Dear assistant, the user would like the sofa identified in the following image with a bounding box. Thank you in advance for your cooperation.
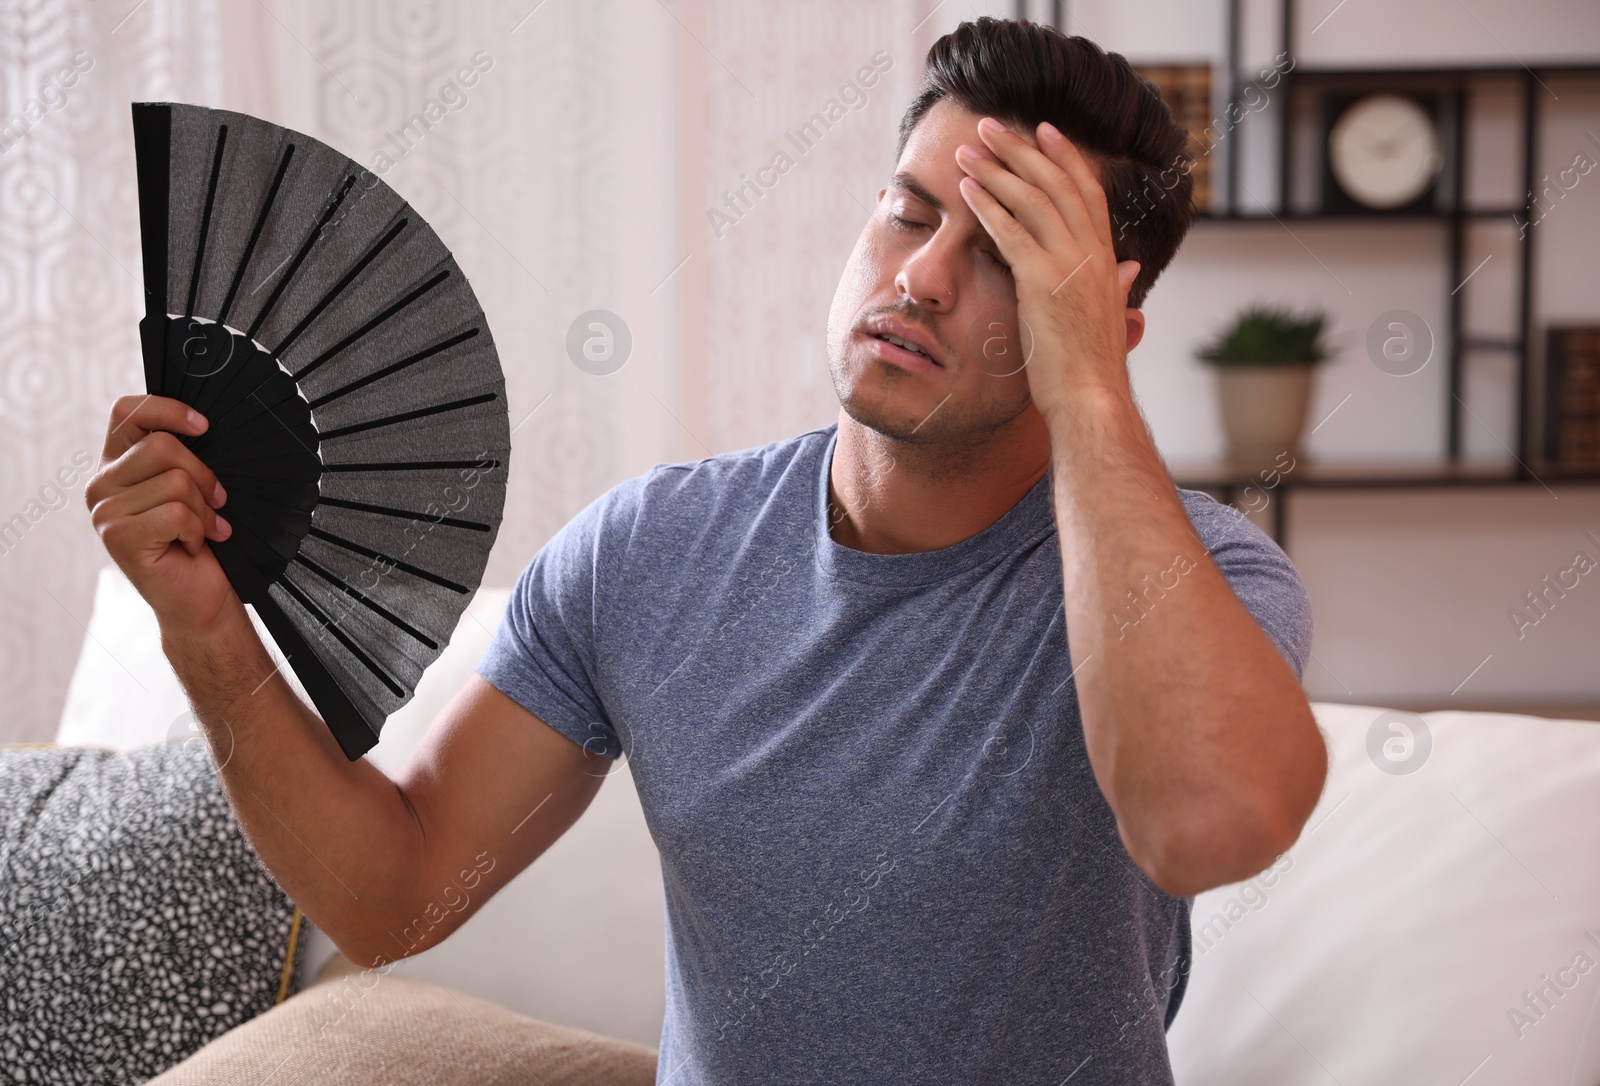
[42,565,1600,1082]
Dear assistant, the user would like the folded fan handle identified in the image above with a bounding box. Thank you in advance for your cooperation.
[139,314,167,398]
[132,103,170,396]
[211,540,379,761]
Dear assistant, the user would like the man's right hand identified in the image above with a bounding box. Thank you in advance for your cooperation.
[85,394,236,636]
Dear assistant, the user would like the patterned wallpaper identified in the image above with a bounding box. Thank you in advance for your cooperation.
[674,0,951,455]
[0,0,986,743]
[0,0,223,744]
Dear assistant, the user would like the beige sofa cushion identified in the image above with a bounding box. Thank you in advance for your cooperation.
[147,966,657,1086]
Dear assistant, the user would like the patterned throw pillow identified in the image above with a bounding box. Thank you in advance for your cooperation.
[0,739,305,1083]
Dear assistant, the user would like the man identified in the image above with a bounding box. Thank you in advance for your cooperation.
[88,16,1325,1084]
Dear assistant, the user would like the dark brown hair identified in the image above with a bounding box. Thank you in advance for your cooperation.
[897,17,1196,309]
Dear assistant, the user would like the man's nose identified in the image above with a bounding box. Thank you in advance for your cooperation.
[894,239,956,311]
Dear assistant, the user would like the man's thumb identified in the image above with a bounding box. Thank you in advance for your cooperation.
[1116,260,1141,300]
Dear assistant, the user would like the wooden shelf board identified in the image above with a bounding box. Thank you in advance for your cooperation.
[1169,458,1600,490]
[1193,207,1526,223]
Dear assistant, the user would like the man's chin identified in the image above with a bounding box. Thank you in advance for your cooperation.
[833,378,1034,450]
[836,395,938,444]
[829,368,937,442]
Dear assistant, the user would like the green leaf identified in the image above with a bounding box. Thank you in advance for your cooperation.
[1196,302,1331,364]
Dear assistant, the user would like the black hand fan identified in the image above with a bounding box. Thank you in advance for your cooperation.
[132,102,510,760]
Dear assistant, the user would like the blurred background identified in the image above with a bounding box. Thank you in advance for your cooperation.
[1,0,1598,747]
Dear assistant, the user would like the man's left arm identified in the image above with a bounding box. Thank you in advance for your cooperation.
[956,116,1327,897]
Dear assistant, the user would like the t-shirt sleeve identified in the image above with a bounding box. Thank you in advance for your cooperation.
[474,477,645,760]
[1180,489,1314,682]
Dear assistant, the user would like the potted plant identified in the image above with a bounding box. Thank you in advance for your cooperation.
[1197,303,1333,471]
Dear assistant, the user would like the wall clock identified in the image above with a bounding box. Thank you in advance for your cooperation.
[1323,93,1445,213]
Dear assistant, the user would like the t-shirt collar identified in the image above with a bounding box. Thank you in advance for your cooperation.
[810,423,1056,587]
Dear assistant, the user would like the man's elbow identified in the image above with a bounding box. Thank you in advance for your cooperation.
[1128,764,1327,897]
[330,932,407,973]
[321,908,465,972]
[1134,815,1297,898]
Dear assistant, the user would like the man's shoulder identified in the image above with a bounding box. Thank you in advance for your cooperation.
[621,425,832,508]
[1173,485,1312,676]
[1174,485,1227,518]
[1172,484,1300,571]
[582,425,833,537]
[646,425,832,486]
[1175,486,1269,545]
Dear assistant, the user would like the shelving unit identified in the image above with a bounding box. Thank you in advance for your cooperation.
[1205,4,1600,457]
[1177,0,1599,542]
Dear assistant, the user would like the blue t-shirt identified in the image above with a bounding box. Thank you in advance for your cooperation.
[477,423,1313,1085]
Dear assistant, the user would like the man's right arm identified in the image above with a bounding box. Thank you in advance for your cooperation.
[87,394,606,967]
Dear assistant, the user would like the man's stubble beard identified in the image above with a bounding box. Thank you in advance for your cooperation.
[826,348,1033,474]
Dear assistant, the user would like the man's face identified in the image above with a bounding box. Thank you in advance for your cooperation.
[826,99,1039,446]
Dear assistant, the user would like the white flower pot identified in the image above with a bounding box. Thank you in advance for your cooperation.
[1211,363,1317,472]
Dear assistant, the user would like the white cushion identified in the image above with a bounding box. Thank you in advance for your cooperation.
[1169,701,1600,1084]
[57,565,312,748]
[55,565,667,1048]
[56,564,500,774]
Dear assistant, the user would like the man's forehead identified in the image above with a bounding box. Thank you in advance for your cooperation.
[895,99,1105,190]
[901,99,1039,159]
[889,103,1036,215]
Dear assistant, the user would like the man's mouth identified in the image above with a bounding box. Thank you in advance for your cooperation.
[872,332,935,361]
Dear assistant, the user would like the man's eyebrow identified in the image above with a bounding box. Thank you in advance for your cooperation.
[889,172,943,213]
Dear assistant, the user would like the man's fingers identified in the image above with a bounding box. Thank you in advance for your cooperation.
[156,505,209,559]
[102,394,208,463]
[971,117,1101,253]
[88,428,225,515]
[102,501,211,562]
[92,467,231,543]
[153,502,210,558]
[955,143,1076,257]
[1034,121,1116,250]
[957,175,1041,267]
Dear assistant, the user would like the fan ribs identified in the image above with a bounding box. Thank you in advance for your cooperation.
[217,142,296,327]
[321,458,501,473]
[277,575,407,697]
[318,496,490,532]
[184,124,229,318]
[272,218,408,357]
[315,391,496,441]
[291,553,439,650]
[306,526,470,594]
[293,269,452,383]
[306,327,477,408]
[248,173,359,341]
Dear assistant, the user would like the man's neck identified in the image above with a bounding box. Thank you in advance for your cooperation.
[827,407,1052,555]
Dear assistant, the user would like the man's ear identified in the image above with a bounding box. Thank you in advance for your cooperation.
[1125,308,1146,354]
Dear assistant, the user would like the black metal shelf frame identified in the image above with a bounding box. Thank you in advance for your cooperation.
[1209,0,1600,473]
